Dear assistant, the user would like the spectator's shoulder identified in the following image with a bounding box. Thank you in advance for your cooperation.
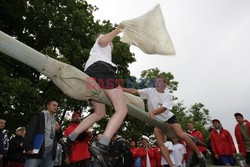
[222,128,230,134]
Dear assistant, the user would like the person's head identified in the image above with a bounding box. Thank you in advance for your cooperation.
[141,135,149,147]
[234,113,244,124]
[155,75,168,91]
[72,112,81,124]
[0,119,6,130]
[212,119,221,129]
[163,135,167,142]
[172,137,179,144]
[15,127,26,138]
[130,139,136,147]
[187,122,195,131]
[46,100,58,115]
[117,137,126,144]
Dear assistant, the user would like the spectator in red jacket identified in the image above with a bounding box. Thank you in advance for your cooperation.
[138,135,155,167]
[186,122,207,166]
[130,139,139,167]
[210,119,236,166]
[234,112,250,166]
[64,111,92,167]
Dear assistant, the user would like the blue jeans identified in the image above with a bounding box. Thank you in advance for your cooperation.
[25,149,53,167]
[219,155,236,165]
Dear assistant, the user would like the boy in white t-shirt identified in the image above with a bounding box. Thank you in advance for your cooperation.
[172,138,186,167]
[123,75,207,167]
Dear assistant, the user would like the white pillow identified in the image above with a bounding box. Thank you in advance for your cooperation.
[121,4,175,55]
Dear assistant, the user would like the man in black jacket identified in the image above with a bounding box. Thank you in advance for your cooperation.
[24,100,58,167]
[110,134,134,167]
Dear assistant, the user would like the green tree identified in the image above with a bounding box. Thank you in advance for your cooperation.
[186,103,211,140]
[172,102,189,128]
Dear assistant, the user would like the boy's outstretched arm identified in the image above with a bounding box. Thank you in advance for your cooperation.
[148,107,167,117]
[122,88,139,96]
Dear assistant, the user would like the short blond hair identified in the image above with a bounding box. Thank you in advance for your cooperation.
[155,75,168,84]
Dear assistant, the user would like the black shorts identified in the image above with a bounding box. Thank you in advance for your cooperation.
[166,115,179,124]
[85,61,120,89]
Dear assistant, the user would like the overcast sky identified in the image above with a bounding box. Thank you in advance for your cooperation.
[87,0,250,144]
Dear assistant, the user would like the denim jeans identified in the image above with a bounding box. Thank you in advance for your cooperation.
[25,149,53,167]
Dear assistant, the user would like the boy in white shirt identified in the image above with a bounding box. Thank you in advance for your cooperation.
[172,138,186,167]
[123,75,207,167]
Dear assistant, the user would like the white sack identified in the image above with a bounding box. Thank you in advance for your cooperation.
[121,4,176,55]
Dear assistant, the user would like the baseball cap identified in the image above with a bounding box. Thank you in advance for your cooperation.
[72,112,81,118]
[212,119,220,124]
[141,135,149,142]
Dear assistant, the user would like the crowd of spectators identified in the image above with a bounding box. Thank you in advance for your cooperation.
[0,101,249,167]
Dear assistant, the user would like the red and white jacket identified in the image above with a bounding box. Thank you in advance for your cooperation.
[234,120,250,156]
[210,128,236,156]
[138,147,155,167]
[153,146,163,167]
[64,123,92,163]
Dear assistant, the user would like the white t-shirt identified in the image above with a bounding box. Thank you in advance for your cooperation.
[172,143,186,166]
[84,35,117,70]
[138,88,174,121]
[161,141,175,165]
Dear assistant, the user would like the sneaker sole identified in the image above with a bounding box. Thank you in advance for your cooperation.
[59,138,71,155]
[89,146,110,167]
[199,157,208,167]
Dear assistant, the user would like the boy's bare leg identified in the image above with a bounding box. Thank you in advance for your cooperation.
[154,127,174,167]
[170,123,207,166]
[72,101,106,135]
[60,101,106,149]
[170,123,201,155]
[89,86,128,167]
[59,101,106,165]
[67,85,127,142]
[102,86,128,138]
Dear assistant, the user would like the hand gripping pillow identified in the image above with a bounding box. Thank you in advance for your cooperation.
[120,4,176,55]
